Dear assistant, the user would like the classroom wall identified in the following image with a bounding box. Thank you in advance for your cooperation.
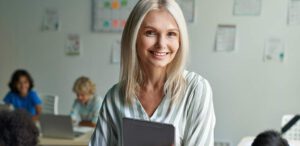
[1,0,300,145]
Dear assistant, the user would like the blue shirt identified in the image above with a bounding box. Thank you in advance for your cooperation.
[3,90,42,116]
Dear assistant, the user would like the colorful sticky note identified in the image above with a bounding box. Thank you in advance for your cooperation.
[112,19,119,28]
[112,0,120,9]
[104,1,110,8]
[103,20,110,28]
[121,0,128,6]
[121,20,126,28]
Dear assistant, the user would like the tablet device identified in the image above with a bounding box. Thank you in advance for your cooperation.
[123,117,175,146]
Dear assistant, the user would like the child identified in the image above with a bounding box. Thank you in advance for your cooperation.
[3,69,42,121]
[252,130,289,146]
[0,110,39,146]
[70,76,102,127]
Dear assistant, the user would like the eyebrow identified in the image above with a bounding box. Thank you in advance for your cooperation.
[142,25,179,32]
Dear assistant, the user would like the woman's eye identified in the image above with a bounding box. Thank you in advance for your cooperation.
[167,32,178,37]
[145,31,156,36]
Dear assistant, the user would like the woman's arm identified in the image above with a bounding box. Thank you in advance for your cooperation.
[89,89,118,146]
[183,78,216,146]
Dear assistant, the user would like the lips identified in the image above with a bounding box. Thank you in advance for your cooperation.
[150,51,170,56]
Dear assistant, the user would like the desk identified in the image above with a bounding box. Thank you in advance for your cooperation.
[38,131,92,146]
[238,136,300,146]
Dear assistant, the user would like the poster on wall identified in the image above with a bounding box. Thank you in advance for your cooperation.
[65,34,81,56]
[215,24,237,52]
[42,8,60,31]
[177,0,196,23]
[288,0,300,25]
[233,0,262,16]
[263,37,285,62]
[92,0,196,32]
[111,39,121,64]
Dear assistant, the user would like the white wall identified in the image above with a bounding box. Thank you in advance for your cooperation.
[1,0,300,145]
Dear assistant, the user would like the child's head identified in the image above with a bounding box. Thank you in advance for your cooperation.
[252,130,289,146]
[0,110,39,146]
[8,69,34,96]
[72,76,96,104]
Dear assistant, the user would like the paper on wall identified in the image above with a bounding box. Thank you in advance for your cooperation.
[65,34,81,56]
[111,40,121,63]
[263,37,285,62]
[288,0,300,25]
[215,24,237,52]
[42,8,60,31]
[233,0,262,16]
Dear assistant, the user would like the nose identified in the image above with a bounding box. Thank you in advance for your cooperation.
[77,95,83,100]
[156,35,167,50]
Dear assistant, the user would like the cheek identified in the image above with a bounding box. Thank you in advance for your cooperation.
[24,82,30,88]
[136,38,148,58]
[170,40,180,53]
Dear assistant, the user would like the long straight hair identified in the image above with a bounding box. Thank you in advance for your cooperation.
[120,0,189,102]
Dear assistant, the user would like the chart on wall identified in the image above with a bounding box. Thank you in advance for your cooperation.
[92,0,195,32]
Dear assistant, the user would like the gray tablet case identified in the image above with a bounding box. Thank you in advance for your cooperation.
[123,117,175,146]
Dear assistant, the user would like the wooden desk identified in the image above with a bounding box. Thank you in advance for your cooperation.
[38,131,92,146]
[238,136,300,146]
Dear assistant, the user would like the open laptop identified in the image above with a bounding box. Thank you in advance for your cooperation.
[123,117,175,146]
[39,114,85,139]
[0,103,13,111]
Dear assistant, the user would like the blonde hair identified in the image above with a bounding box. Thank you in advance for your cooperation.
[120,0,189,102]
[73,76,96,95]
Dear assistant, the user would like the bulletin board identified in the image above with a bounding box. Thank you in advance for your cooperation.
[92,0,196,32]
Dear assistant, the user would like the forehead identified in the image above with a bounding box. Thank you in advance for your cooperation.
[140,9,178,29]
[19,76,29,81]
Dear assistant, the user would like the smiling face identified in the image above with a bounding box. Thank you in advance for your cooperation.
[16,76,30,97]
[136,9,180,70]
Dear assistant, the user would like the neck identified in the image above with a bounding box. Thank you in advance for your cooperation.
[141,66,166,90]
[19,92,28,97]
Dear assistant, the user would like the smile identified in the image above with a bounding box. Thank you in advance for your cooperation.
[150,51,170,56]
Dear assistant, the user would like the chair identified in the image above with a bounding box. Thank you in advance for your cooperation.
[281,114,300,140]
[40,94,59,115]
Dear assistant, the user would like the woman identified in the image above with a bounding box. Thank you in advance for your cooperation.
[3,69,42,121]
[70,76,102,127]
[90,0,215,145]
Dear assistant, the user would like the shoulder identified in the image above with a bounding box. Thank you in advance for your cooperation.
[101,83,123,108]
[28,90,40,99]
[92,95,104,105]
[28,90,38,96]
[4,91,17,101]
[183,70,213,104]
[28,90,42,103]
[104,83,121,99]
[183,70,211,90]
[5,91,16,98]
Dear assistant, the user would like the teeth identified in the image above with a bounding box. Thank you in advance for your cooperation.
[152,52,168,56]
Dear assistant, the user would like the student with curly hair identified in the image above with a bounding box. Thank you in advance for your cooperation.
[70,76,103,127]
[3,69,42,121]
[0,110,39,146]
[252,130,289,146]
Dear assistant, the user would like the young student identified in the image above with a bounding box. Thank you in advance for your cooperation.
[252,130,289,146]
[70,76,102,127]
[0,110,39,146]
[3,69,42,121]
[89,0,215,145]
